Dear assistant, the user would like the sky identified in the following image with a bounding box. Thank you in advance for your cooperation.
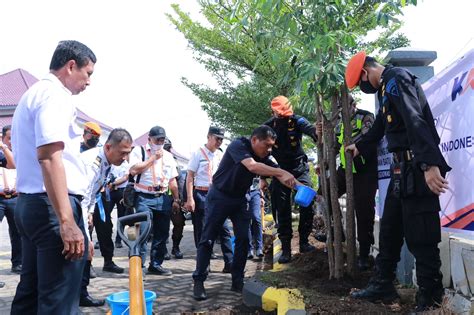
[1,0,473,156]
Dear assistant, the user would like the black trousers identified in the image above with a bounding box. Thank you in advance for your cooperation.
[171,208,185,245]
[273,160,314,243]
[193,188,248,285]
[93,192,114,262]
[0,196,22,267]
[109,188,126,244]
[375,179,443,293]
[336,166,378,254]
[12,194,86,315]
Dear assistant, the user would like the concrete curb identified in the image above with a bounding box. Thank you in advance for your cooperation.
[243,279,306,315]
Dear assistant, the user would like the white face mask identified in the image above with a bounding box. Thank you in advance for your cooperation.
[150,143,163,152]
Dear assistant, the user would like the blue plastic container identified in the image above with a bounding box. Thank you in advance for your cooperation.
[294,185,317,207]
[106,290,157,315]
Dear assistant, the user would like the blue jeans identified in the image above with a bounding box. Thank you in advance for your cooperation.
[193,188,250,285]
[135,193,172,267]
[246,190,263,252]
[12,193,87,315]
[0,197,22,267]
[191,189,233,266]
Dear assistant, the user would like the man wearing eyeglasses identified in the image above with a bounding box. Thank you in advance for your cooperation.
[80,122,102,153]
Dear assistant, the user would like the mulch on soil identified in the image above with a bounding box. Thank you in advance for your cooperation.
[258,235,417,314]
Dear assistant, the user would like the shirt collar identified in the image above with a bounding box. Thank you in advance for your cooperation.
[98,147,110,168]
[44,73,72,95]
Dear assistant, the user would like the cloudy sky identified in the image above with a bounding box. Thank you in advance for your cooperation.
[1,0,472,156]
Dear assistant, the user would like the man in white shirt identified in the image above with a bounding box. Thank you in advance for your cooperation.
[0,125,22,274]
[184,126,233,272]
[108,159,130,248]
[129,126,180,276]
[11,40,96,315]
[79,128,132,307]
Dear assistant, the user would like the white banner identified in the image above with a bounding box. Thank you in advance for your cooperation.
[424,48,474,233]
[376,49,474,233]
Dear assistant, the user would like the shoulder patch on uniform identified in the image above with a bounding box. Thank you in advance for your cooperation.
[94,156,102,167]
[385,78,399,96]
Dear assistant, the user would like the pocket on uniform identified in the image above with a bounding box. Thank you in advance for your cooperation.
[401,161,435,198]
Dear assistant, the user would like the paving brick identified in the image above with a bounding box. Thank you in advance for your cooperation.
[0,213,265,313]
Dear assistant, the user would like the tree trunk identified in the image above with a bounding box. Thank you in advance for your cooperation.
[327,95,344,279]
[315,93,334,279]
[340,87,357,277]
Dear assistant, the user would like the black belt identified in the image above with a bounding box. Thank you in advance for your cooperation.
[18,192,84,201]
[0,193,17,199]
[137,191,165,198]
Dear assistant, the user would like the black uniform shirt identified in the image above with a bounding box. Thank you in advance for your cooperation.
[357,66,451,173]
[213,137,277,197]
[264,115,317,166]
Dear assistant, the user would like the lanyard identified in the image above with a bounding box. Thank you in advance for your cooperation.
[146,149,165,186]
[199,147,213,184]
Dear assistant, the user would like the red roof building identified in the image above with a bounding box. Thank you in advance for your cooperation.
[0,68,113,133]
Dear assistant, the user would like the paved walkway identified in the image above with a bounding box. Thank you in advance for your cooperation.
[0,212,266,314]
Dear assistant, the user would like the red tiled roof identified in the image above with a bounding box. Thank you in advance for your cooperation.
[0,68,113,132]
[0,116,13,130]
[0,69,39,106]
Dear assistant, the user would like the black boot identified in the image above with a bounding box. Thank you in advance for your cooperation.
[351,277,400,303]
[278,238,291,264]
[300,242,316,253]
[413,287,443,312]
[193,280,207,300]
[171,240,184,259]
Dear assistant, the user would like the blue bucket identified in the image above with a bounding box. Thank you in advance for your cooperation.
[294,185,317,207]
[106,290,157,315]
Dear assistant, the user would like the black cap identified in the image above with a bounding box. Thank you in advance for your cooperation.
[149,126,166,139]
[208,126,225,138]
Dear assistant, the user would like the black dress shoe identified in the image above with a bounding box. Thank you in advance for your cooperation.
[222,264,232,273]
[115,241,123,249]
[256,249,264,258]
[171,247,184,259]
[210,252,218,259]
[300,243,316,253]
[11,265,22,274]
[247,250,254,259]
[148,264,172,276]
[94,241,100,249]
[103,261,124,274]
[79,295,105,307]
[231,281,244,293]
[164,252,171,260]
[89,265,98,279]
[193,280,207,300]
[351,278,400,303]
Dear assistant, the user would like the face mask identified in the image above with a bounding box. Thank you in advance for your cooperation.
[359,79,378,94]
[86,137,99,148]
[150,143,163,152]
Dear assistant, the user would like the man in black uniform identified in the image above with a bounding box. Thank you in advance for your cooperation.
[318,96,378,270]
[164,137,186,259]
[192,125,296,300]
[345,51,450,312]
[264,95,318,263]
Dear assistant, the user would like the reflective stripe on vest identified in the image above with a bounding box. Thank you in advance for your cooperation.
[337,114,365,173]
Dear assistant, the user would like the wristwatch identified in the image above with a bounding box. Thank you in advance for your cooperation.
[420,163,431,172]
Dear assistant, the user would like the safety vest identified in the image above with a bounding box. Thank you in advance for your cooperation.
[337,113,366,173]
